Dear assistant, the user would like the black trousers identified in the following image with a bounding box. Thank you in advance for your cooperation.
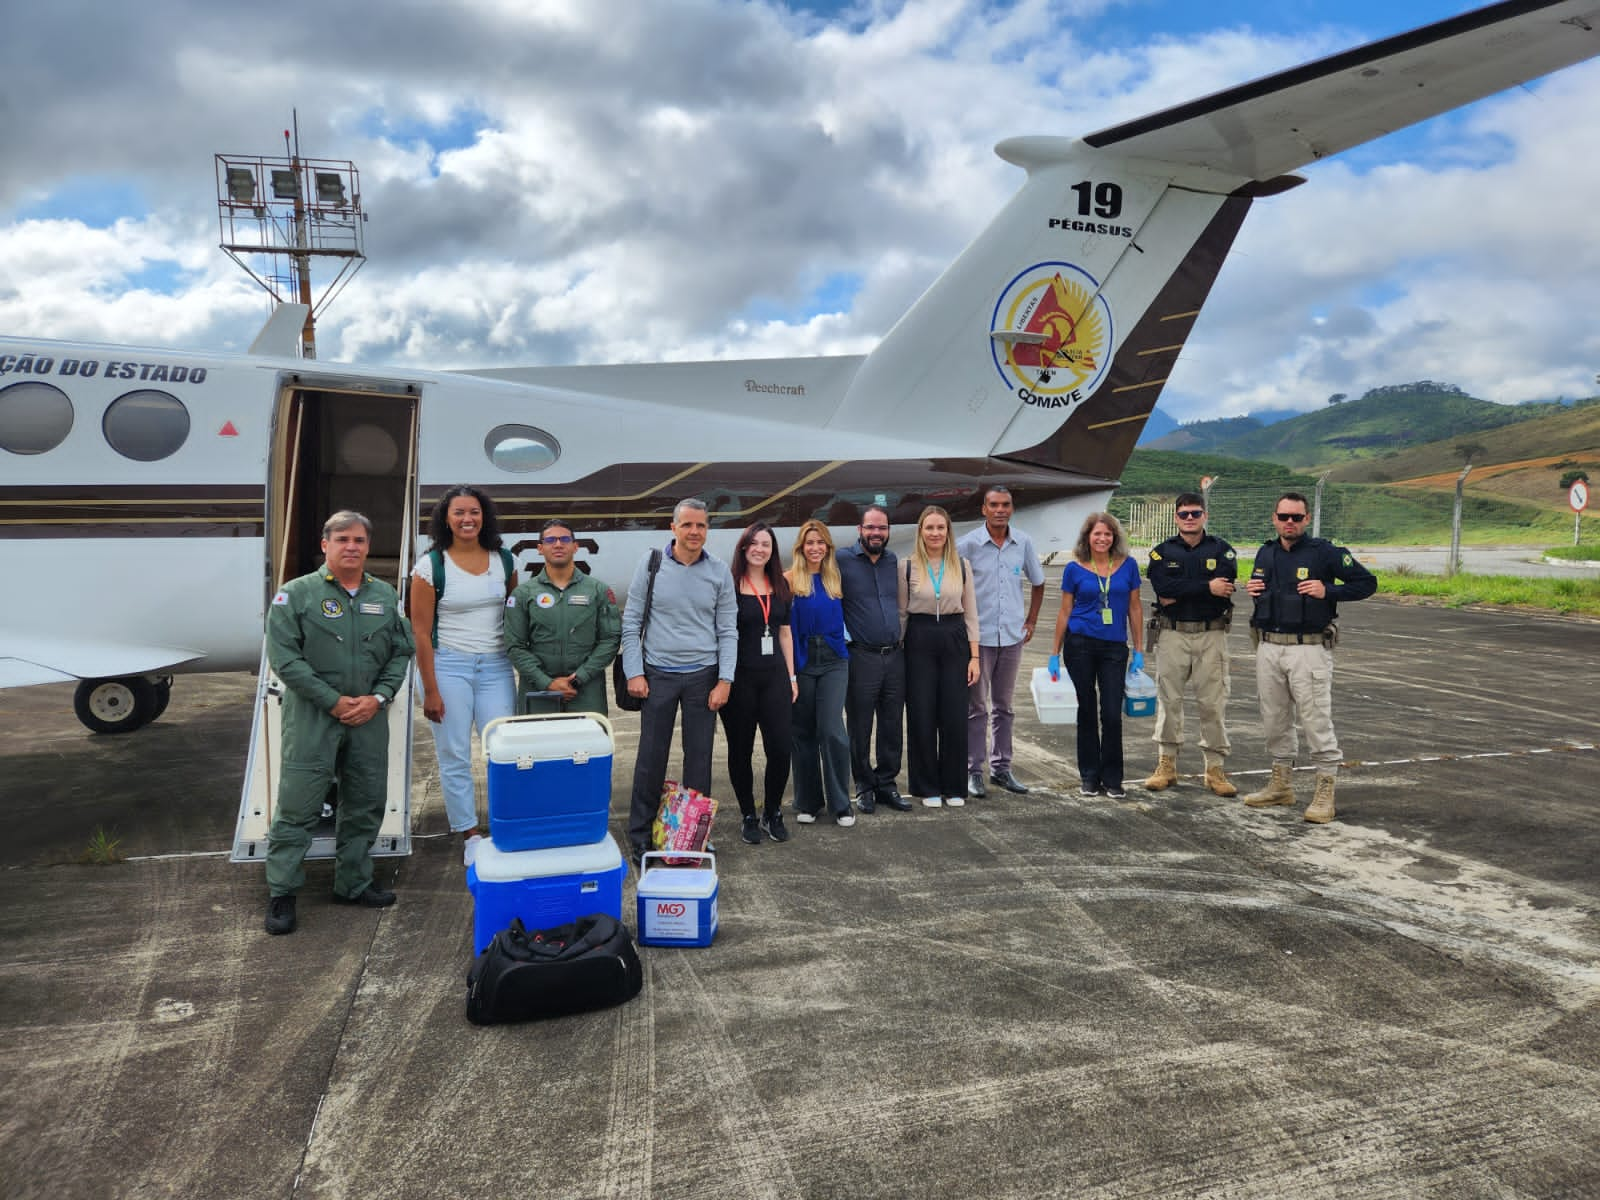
[719,662,792,819]
[1063,634,1128,791]
[627,664,717,852]
[903,614,969,799]
[846,646,904,795]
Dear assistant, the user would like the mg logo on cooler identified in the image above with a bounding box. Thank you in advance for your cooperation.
[655,901,687,917]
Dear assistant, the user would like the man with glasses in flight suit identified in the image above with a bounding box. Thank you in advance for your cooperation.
[505,518,621,716]
[1242,492,1376,824]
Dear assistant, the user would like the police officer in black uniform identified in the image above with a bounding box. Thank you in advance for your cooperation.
[1242,491,1377,823]
[1142,492,1238,796]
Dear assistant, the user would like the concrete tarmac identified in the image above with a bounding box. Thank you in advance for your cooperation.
[2,599,1597,1199]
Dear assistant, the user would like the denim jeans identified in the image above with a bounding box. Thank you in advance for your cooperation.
[793,650,851,818]
[429,645,517,832]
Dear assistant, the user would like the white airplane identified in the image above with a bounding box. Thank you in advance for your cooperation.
[1,1,1595,856]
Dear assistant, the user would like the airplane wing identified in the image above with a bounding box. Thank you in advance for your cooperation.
[0,637,205,689]
[1082,0,1600,180]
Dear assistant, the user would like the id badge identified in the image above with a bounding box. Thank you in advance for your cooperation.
[1101,608,1114,625]
[759,633,775,656]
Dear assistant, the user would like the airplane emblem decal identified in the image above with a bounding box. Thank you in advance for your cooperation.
[990,262,1112,410]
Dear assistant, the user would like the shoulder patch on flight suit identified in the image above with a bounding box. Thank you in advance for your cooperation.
[1225,550,1236,560]
[506,595,517,608]
[322,598,344,618]
[605,588,617,605]
[536,592,556,609]
[272,591,289,606]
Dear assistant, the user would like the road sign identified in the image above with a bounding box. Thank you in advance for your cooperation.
[1571,480,1589,513]
[1200,476,1213,489]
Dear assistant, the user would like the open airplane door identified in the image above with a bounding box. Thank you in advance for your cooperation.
[232,373,421,864]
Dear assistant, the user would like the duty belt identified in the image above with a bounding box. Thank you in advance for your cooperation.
[1162,618,1228,633]
[1258,630,1329,645]
[852,641,901,654]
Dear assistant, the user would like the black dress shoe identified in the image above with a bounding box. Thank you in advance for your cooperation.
[334,884,396,908]
[990,770,1030,795]
[967,771,987,798]
[265,894,296,935]
[877,788,913,812]
[855,790,877,814]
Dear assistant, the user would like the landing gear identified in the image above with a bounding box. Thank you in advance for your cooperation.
[73,675,164,735]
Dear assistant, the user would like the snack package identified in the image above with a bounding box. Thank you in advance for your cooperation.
[651,782,718,864]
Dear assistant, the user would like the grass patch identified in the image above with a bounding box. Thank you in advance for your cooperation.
[1542,544,1600,562]
[80,825,125,866]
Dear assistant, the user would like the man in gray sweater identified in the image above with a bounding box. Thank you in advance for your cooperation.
[620,498,739,864]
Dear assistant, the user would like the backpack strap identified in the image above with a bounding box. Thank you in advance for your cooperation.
[429,549,445,645]
[498,547,516,596]
[639,549,663,656]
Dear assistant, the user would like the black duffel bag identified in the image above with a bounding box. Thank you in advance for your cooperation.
[466,914,643,1025]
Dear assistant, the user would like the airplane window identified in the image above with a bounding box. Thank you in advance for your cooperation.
[0,381,74,455]
[103,390,191,462]
[485,424,561,472]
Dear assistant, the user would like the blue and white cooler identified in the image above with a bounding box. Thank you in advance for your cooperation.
[636,851,719,948]
[482,713,613,852]
[466,834,625,954]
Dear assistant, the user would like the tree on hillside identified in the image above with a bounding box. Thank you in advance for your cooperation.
[1560,469,1590,490]
[1454,441,1487,464]
[1327,393,1347,405]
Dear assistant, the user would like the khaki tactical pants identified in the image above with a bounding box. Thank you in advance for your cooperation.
[1255,641,1341,771]
[1152,628,1230,765]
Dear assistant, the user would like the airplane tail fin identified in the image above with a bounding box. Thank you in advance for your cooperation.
[828,0,1600,482]
[248,303,310,357]
[829,143,1268,481]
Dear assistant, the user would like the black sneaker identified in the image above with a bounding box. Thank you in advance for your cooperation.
[334,884,396,908]
[741,814,763,845]
[1104,785,1127,800]
[761,813,790,843]
[265,894,296,935]
[855,790,877,814]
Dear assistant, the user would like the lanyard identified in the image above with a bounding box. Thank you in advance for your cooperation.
[755,589,771,629]
[1093,559,1113,610]
[930,559,946,601]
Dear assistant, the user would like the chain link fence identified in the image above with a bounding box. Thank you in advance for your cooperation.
[1115,484,1354,550]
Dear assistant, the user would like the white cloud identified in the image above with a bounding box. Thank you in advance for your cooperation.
[2,0,1596,419]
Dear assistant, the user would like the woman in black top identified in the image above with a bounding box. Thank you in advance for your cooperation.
[719,522,798,844]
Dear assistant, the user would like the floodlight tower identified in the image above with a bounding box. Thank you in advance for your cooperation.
[215,113,366,358]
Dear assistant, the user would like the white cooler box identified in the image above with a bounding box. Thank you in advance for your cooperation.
[1030,666,1077,725]
[636,851,719,948]
[466,833,624,954]
[483,713,613,852]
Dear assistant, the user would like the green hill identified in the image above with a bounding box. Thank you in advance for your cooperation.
[1164,382,1554,469]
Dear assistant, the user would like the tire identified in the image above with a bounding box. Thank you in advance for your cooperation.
[150,677,173,722]
[73,676,158,735]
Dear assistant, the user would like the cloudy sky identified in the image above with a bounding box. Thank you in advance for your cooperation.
[2,0,1596,422]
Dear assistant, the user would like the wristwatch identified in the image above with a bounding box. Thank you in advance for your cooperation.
[372,694,387,709]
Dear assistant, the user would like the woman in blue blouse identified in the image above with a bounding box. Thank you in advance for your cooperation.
[1049,512,1144,798]
[786,520,855,827]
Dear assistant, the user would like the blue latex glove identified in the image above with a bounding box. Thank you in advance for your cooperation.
[1131,650,1145,673]
[1047,653,1061,681]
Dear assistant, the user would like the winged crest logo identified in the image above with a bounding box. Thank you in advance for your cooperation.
[990,262,1113,405]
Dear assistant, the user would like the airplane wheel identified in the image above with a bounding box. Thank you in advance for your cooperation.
[151,677,173,722]
[73,676,158,735]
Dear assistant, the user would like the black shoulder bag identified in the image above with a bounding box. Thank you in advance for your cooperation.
[612,549,662,712]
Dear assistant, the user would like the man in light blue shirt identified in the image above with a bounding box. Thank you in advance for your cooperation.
[957,485,1046,797]
[620,499,738,864]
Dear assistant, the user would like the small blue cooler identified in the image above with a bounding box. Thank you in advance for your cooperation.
[636,851,719,948]
[483,713,614,852]
[466,833,624,953]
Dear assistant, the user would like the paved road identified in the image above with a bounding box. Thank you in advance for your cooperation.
[1349,545,1600,579]
[2,599,1597,1199]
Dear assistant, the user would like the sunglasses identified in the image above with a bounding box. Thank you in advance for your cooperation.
[1176,509,1204,519]
[540,534,575,545]
[1274,512,1307,523]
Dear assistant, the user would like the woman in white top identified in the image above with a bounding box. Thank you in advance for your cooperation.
[409,486,518,865]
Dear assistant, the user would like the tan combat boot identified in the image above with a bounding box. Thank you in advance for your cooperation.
[1143,755,1178,791]
[1303,773,1337,823]
[1243,763,1296,807]
[1203,764,1237,797]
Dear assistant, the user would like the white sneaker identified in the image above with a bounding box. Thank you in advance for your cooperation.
[922,796,943,808]
[795,811,818,824]
[944,795,966,808]
[462,834,484,867]
[836,812,856,827]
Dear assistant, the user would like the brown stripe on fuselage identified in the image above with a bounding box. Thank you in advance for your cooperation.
[0,484,265,539]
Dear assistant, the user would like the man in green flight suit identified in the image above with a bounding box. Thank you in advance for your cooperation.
[264,511,415,935]
[504,518,621,716]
